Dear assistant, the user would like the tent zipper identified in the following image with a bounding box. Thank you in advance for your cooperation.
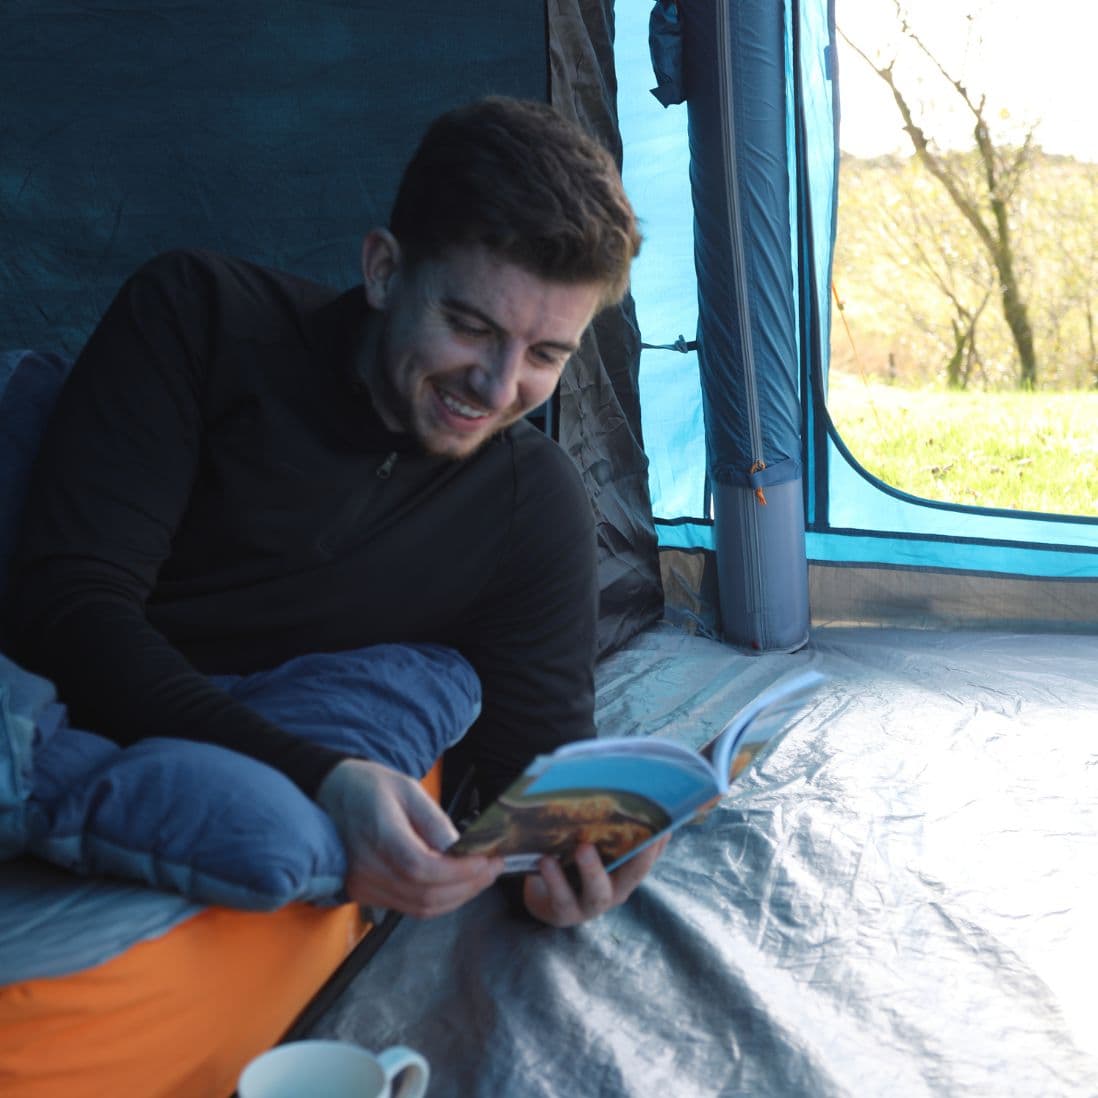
[315,450,398,558]
[715,0,765,467]
[715,0,767,645]
[376,451,398,479]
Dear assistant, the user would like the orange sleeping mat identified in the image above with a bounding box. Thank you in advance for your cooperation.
[0,761,441,1098]
[0,901,368,1098]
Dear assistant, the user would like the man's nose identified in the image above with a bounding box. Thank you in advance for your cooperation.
[477,343,523,409]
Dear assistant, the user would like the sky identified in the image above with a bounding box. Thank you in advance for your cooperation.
[834,0,1098,162]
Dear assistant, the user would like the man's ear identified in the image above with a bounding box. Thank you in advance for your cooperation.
[360,229,402,309]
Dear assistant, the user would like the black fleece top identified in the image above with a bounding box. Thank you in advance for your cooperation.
[8,250,598,801]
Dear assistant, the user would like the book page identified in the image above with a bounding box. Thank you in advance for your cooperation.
[449,748,719,871]
[450,668,827,873]
[708,669,827,793]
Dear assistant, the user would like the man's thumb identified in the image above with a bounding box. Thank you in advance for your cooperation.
[402,781,461,851]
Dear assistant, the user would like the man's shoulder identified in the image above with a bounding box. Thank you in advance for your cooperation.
[129,249,334,300]
[119,250,348,350]
[498,421,593,538]
[505,420,585,488]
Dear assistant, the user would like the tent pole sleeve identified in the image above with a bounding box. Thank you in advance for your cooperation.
[684,0,809,651]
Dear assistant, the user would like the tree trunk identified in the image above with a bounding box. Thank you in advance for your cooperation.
[997,268,1037,389]
[843,17,1042,390]
[984,155,1038,388]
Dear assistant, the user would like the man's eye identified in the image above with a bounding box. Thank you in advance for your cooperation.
[531,348,567,368]
[448,314,490,336]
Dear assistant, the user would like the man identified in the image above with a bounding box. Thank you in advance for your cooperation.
[8,97,666,927]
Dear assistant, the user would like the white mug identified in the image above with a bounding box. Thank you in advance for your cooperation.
[237,1039,429,1098]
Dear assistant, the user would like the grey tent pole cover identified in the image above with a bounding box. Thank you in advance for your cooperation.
[713,478,809,652]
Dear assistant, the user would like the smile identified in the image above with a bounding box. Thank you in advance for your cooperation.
[435,385,490,420]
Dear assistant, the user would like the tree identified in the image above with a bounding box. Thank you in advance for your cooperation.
[881,159,995,389]
[840,3,1039,388]
[833,154,1008,389]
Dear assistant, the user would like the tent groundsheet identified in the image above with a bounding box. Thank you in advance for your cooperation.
[303,622,1098,1097]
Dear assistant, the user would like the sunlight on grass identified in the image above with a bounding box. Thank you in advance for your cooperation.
[826,373,1098,516]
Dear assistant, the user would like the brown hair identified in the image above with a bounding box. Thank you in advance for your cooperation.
[389,97,641,307]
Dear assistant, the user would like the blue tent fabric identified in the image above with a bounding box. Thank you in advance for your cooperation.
[0,1,665,661]
[677,0,809,650]
[647,0,685,108]
[685,0,800,488]
[0,2,662,653]
[550,0,666,657]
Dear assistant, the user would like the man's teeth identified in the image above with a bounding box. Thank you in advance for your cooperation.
[438,388,489,419]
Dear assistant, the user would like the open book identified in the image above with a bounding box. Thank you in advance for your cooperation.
[449,668,826,873]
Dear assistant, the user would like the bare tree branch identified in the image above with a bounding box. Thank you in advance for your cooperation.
[838,9,1039,386]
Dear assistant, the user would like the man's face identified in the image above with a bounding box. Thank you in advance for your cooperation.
[361,234,603,460]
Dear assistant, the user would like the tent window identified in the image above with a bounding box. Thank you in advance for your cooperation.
[828,0,1098,519]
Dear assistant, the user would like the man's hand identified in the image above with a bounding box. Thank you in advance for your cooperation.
[316,758,503,918]
[522,834,670,928]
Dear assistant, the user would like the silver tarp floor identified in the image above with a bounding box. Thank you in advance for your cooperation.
[305,624,1098,1097]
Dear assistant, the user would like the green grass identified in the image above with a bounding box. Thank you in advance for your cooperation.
[826,374,1098,516]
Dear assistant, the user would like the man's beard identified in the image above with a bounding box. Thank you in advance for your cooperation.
[372,349,414,437]
[355,316,415,439]
[358,315,504,461]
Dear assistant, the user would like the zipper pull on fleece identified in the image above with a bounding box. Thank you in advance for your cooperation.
[376,451,398,480]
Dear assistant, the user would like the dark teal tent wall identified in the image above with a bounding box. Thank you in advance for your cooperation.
[550,0,664,657]
[0,3,549,355]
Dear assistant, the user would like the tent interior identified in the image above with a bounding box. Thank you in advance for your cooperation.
[1,1,1096,1095]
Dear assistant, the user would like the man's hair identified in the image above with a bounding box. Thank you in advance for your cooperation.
[389,97,641,307]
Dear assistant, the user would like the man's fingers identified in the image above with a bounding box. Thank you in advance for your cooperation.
[374,841,502,894]
[399,779,462,851]
[525,855,583,927]
[572,844,614,913]
[318,758,502,916]
[347,852,501,916]
[350,876,491,919]
[523,833,672,927]
[607,833,670,902]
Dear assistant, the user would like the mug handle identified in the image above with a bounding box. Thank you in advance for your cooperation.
[377,1045,430,1098]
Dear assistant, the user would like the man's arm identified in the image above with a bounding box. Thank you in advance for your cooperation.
[8,252,345,796]
[317,759,503,916]
[449,429,600,806]
[9,252,505,917]
[449,429,667,924]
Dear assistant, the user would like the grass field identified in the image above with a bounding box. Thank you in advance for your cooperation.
[825,373,1098,517]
